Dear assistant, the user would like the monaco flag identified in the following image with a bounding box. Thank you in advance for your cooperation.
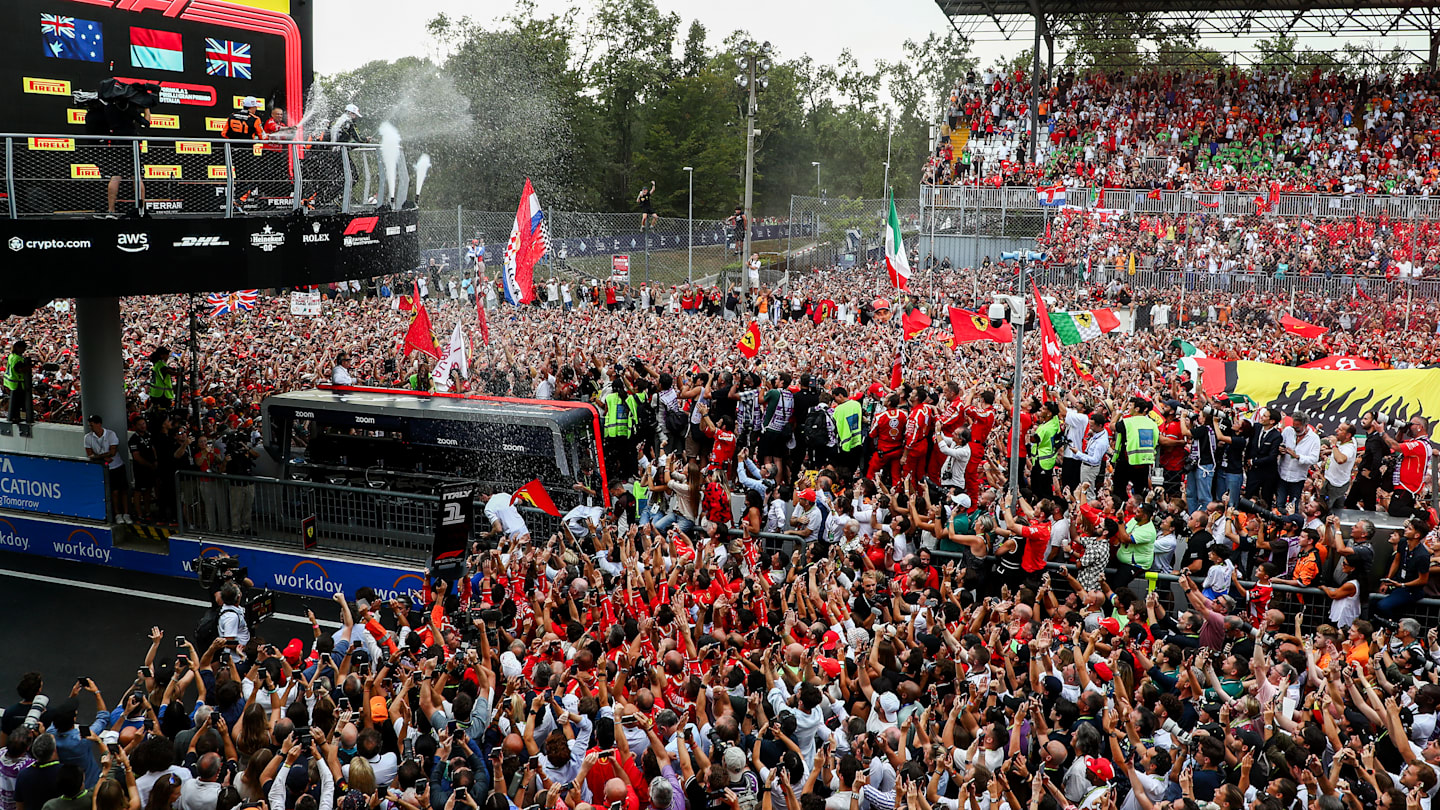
[502,178,548,306]
[884,189,911,291]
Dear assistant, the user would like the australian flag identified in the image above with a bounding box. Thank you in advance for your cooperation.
[205,290,258,316]
[205,38,251,79]
[42,14,103,62]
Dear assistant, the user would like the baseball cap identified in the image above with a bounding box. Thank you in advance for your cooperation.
[1086,757,1115,782]
[815,657,843,678]
[1093,661,1114,682]
[345,103,361,116]
[369,695,388,722]
[867,383,887,399]
[283,639,304,665]
[877,692,900,718]
[241,96,259,109]
[1099,617,1121,635]
[798,489,816,503]
[723,746,747,778]
[949,492,972,508]
[820,631,840,651]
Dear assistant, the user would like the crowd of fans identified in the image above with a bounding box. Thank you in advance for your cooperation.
[1,254,1440,810]
[927,65,1440,196]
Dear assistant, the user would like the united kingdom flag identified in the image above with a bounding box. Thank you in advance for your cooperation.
[41,14,74,38]
[205,290,258,316]
[205,38,251,79]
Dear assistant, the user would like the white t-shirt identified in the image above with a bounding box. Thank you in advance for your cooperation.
[85,428,124,470]
[331,364,355,386]
[1324,439,1357,487]
[485,493,530,538]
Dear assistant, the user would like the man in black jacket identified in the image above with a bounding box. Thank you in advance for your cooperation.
[1244,407,1282,506]
[1345,412,1392,511]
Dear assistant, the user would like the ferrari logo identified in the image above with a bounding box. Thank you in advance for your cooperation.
[970,315,990,331]
[740,333,756,350]
[1075,312,1094,328]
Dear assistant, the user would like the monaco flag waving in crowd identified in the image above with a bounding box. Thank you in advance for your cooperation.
[502,178,548,306]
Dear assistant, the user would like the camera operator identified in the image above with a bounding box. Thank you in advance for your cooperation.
[1380,415,1433,518]
[1214,407,1247,506]
[224,431,259,533]
[215,582,250,656]
[82,78,154,217]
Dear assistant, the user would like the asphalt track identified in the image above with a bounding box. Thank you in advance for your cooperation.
[0,550,342,704]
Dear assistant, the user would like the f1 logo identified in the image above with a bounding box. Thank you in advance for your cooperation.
[441,502,464,526]
[343,216,378,236]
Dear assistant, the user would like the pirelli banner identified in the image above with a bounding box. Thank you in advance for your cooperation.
[0,210,418,302]
[1188,357,1440,443]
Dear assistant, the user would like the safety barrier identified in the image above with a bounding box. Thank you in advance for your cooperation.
[3,133,398,218]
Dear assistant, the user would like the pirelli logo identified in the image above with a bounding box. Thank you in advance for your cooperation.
[233,95,264,110]
[144,165,182,180]
[70,164,102,179]
[28,138,75,151]
[23,77,70,96]
[149,114,180,130]
[205,117,226,132]
[208,165,228,179]
[176,141,212,155]
[67,109,88,125]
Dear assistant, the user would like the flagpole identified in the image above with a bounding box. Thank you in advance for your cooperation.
[1007,255,1025,497]
[188,293,199,430]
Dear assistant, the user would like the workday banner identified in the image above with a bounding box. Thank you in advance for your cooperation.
[0,452,107,521]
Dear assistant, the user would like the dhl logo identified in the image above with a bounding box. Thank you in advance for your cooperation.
[66,109,88,125]
[28,138,74,151]
[233,95,264,110]
[207,165,228,179]
[23,77,70,96]
[143,165,182,179]
[149,114,180,130]
[176,141,212,155]
[70,164,102,179]
[205,117,226,132]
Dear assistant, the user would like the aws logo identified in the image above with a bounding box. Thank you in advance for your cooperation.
[272,559,343,595]
[52,528,110,563]
[373,573,425,602]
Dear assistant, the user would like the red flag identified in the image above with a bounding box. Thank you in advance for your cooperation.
[511,478,561,517]
[1353,283,1372,302]
[402,282,442,360]
[1030,280,1062,386]
[812,299,837,325]
[476,272,490,346]
[1146,188,1161,200]
[948,307,1014,343]
[1071,357,1096,384]
[890,341,904,389]
[397,294,415,312]
[1300,355,1380,371]
[901,308,932,340]
[737,321,761,359]
[1279,314,1328,338]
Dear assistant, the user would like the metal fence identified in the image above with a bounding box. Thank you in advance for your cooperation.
[4,133,400,218]
[786,196,922,274]
[176,471,563,563]
[1023,265,1440,303]
[416,208,811,289]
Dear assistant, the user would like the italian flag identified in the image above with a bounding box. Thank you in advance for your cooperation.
[885,189,910,291]
[1048,308,1119,344]
[1174,338,1208,378]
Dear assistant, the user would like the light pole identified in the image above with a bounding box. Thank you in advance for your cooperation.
[683,166,694,286]
[998,251,1028,496]
[737,41,772,295]
[812,161,821,195]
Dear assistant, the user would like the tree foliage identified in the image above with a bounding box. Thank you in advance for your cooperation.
[313,1,974,218]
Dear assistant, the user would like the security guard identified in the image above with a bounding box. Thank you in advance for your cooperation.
[3,340,32,424]
[148,346,176,413]
[600,368,633,484]
[1113,395,1157,498]
[1030,400,1062,499]
[222,96,266,140]
[831,386,864,476]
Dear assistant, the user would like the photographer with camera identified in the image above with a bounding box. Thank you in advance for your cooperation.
[1276,411,1320,514]
[1379,415,1433,518]
[222,431,260,533]
[1346,412,1394,511]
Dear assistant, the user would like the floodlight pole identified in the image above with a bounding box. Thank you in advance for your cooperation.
[1030,17,1041,165]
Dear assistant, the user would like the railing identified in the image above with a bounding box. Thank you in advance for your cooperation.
[1020,265,1440,302]
[4,133,403,219]
[922,183,1440,221]
[175,472,563,563]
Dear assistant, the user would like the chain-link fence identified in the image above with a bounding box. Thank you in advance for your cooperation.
[784,196,921,275]
[416,208,808,289]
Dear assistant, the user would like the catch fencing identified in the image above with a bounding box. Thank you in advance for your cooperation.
[4,133,396,218]
[785,195,923,274]
[416,208,812,289]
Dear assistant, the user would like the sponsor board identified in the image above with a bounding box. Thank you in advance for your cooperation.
[232,95,265,110]
[302,222,330,243]
[172,539,426,601]
[173,235,230,248]
[23,77,70,96]
[208,165,228,179]
[7,237,91,252]
[113,78,217,107]
[176,141,212,155]
[116,233,150,253]
[144,165,182,180]
[145,200,183,212]
[205,117,227,132]
[0,453,107,521]
[70,164,102,179]
[342,216,379,248]
[27,137,74,151]
[249,224,284,252]
[66,109,88,125]
[149,114,181,130]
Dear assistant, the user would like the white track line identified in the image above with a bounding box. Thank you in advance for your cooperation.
[0,568,341,628]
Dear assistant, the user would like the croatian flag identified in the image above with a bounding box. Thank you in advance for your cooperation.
[130,27,183,72]
[205,38,251,79]
[1036,184,1066,206]
[502,177,548,306]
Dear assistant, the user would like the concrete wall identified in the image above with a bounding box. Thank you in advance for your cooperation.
[0,423,88,460]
